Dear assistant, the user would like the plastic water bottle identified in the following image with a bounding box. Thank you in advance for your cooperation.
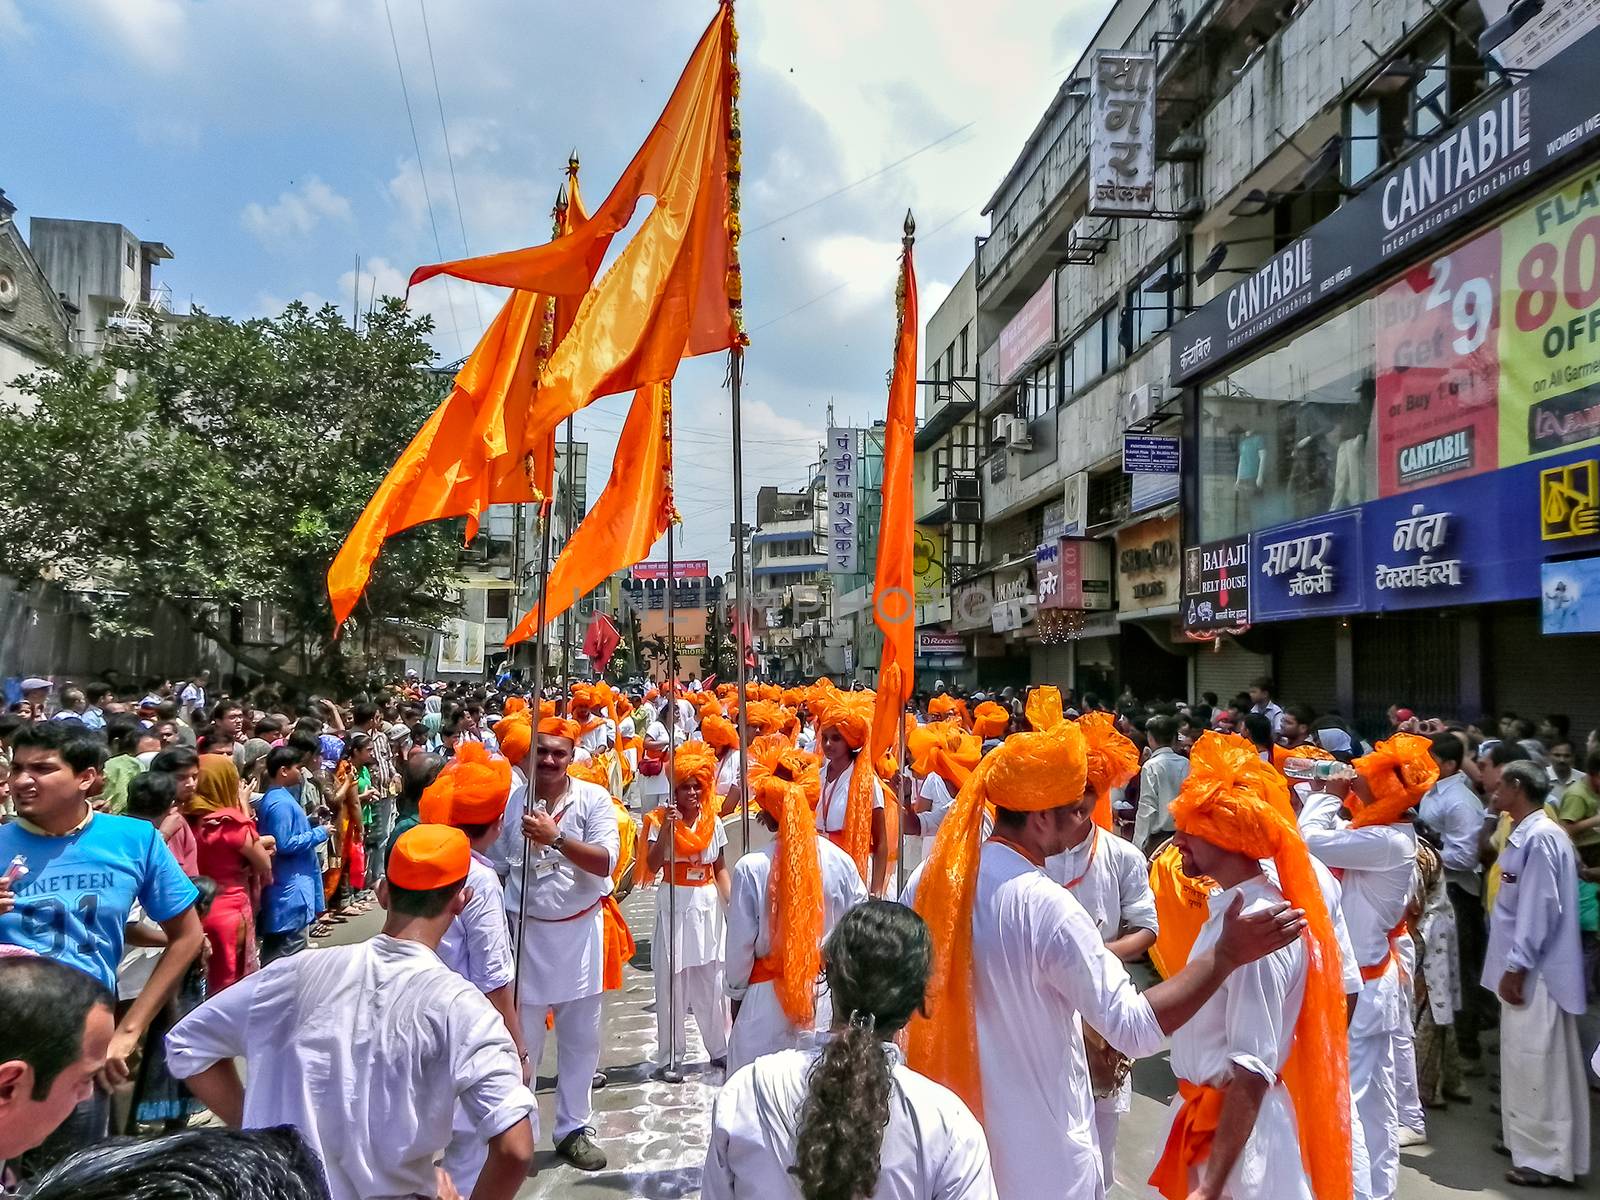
[1283,757,1357,782]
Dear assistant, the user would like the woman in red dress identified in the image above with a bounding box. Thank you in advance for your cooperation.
[189,755,272,993]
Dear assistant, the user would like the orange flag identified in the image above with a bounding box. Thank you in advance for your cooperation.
[506,382,675,644]
[868,218,919,769]
[326,168,592,628]
[406,2,745,465]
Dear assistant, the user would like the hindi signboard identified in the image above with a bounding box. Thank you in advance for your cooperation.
[826,427,858,574]
[1088,50,1157,217]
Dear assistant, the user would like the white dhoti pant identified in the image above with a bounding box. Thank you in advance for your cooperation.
[1395,1020,1423,1134]
[1092,1098,1121,1186]
[520,993,604,1142]
[655,960,729,1065]
[1502,977,1592,1181]
[1349,1080,1373,1200]
[1350,961,1403,1200]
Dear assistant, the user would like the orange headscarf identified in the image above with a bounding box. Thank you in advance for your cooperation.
[1156,732,1352,1200]
[1350,733,1437,828]
[971,700,1010,740]
[907,688,1088,1121]
[189,755,245,816]
[907,721,982,790]
[539,716,581,744]
[701,714,740,753]
[494,700,532,766]
[419,741,512,825]
[654,741,720,858]
[746,761,825,1029]
[818,692,881,881]
[1077,711,1140,830]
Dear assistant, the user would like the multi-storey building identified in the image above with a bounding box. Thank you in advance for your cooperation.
[750,482,830,679]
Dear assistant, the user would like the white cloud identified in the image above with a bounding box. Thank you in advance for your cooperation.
[241,178,353,244]
[0,0,30,40]
[70,0,188,69]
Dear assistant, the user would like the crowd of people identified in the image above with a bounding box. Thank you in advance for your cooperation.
[0,666,1593,1199]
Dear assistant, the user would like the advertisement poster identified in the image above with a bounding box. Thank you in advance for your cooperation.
[913,525,945,605]
[1182,536,1251,633]
[1375,232,1502,495]
[1541,556,1600,633]
[1499,161,1600,465]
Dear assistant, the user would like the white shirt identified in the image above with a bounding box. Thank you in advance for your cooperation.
[1044,827,1158,943]
[715,750,746,798]
[179,683,206,712]
[484,766,526,879]
[498,777,619,920]
[638,722,689,804]
[1134,746,1191,846]
[903,842,1165,1200]
[1252,699,1285,735]
[166,935,535,1200]
[724,838,866,1072]
[648,813,728,970]
[817,760,885,834]
[1483,810,1587,1015]
[1418,772,1486,892]
[437,849,515,994]
[1162,874,1313,1200]
[915,773,956,837]
[704,1040,996,1200]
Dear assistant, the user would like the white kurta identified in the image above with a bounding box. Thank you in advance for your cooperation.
[915,772,956,837]
[816,761,885,834]
[1482,810,1587,1015]
[715,750,746,798]
[166,936,536,1200]
[437,849,515,993]
[502,778,620,1006]
[903,841,1165,1200]
[1161,875,1313,1200]
[703,1039,997,1199]
[724,837,867,1073]
[650,815,728,969]
[484,765,527,879]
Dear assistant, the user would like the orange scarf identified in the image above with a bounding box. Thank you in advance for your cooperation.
[653,798,718,860]
[1148,1081,1225,1200]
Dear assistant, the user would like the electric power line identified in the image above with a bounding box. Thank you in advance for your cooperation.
[383,0,464,354]
[416,0,483,330]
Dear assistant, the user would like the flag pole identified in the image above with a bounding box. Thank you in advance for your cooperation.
[559,416,576,699]
[513,496,554,1011]
[895,210,915,897]
[660,461,683,1084]
[729,347,752,858]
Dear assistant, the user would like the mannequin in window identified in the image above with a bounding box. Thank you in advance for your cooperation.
[1234,426,1267,493]
[1329,382,1375,510]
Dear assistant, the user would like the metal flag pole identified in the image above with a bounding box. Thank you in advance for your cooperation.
[897,706,909,896]
[729,347,752,857]
[660,509,683,1083]
[894,209,916,898]
[559,416,577,701]
[513,496,554,1010]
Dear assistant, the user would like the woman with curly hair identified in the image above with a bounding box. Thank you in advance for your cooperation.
[703,900,995,1199]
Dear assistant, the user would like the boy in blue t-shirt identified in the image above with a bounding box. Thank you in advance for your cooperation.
[0,722,202,1109]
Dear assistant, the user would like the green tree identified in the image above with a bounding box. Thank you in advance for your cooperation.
[0,299,461,691]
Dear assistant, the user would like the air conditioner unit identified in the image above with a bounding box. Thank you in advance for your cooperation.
[988,413,1013,446]
[1123,383,1155,429]
[951,475,981,502]
[952,500,983,524]
[1003,416,1032,452]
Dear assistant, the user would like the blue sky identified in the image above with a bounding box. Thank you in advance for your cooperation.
[2,0,1104,563]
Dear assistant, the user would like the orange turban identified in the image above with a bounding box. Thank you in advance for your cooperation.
[502,696,528,717]
[539,717,581,745]
[670,740,718,795]
[567,756,610,788]
[539,699,557,720]
[908,700,1088,1121]
[1159,732,1351,1200]
[1077,711,1140,830]
[419,741,512,826]
[389,825,470,890]
[928,694,971,729]
[701,714,739,753]
[971,701,1010,740]
[494,709,532,765]
[743,701,783,736]
[1351,733,1437,828]
[817,692,880,881]
[908,721,982,789]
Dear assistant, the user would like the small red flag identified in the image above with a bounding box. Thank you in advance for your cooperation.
[583,613,622,671]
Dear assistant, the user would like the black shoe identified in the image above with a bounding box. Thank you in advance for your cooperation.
[554,1127,607,1171]
[709,1055,728,1072]
[592,1070,608,1089]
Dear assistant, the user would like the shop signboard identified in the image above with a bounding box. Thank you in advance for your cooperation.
[1088,50,1157,217]
[1123,434,1181,473]
[1251,511,1366,621]
[1182,536,1251,633]
[1541,555,1600,632]
[916,631,965,655]
[1060,538,1114,610]
[826,427,858,574]
[1540,458,1600,539]
[1042,496,1067,542]
[1035,541,1065,609]
[997,277,1054,383]
[1115,514,1180,613]
[632,560,710,580]
[1170,25,1600,386]
[913,524,946,605]
[952,575,995,632]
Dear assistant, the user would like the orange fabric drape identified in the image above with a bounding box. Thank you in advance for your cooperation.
[1147,1081,1226,1200]
[1077,711,1139,830]
[505,382,674,643]
[407,4,741,466]
[601,895,635,991]
[327,171,592,627]
[1147,842,1216,978]
[1351,733,1438,828]
[868,236,918,774]
[746,770,826,1029]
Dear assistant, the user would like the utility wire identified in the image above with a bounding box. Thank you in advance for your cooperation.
[417,0,483,330]
[384,0,464,354]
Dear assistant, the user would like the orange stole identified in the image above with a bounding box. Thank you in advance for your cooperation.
[1359,920,1408,983]
[601,895,635,992]
[748,955,781,987]
[1148,1080,1226,1200]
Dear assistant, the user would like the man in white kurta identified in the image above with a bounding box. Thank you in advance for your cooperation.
[500,725,620,1171]
[1484,761,1591,1186]
[646,807,731,1070]
[704,1035,995,1199]
[725,823,865,1073]
[166,826,536,1200]
[1302,786,1418,1200]
[1158,872,1312,1199]
[1044,824,1158,1181]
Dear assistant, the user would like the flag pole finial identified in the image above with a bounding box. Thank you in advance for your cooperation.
[567,149,580,177]
[903,209,916,243]
[554,183,569,220]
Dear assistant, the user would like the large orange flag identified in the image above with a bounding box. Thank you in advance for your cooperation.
[407,2,745,462]
[868,219,919,768]
[326,168,592,627]
[506,381,675,644]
